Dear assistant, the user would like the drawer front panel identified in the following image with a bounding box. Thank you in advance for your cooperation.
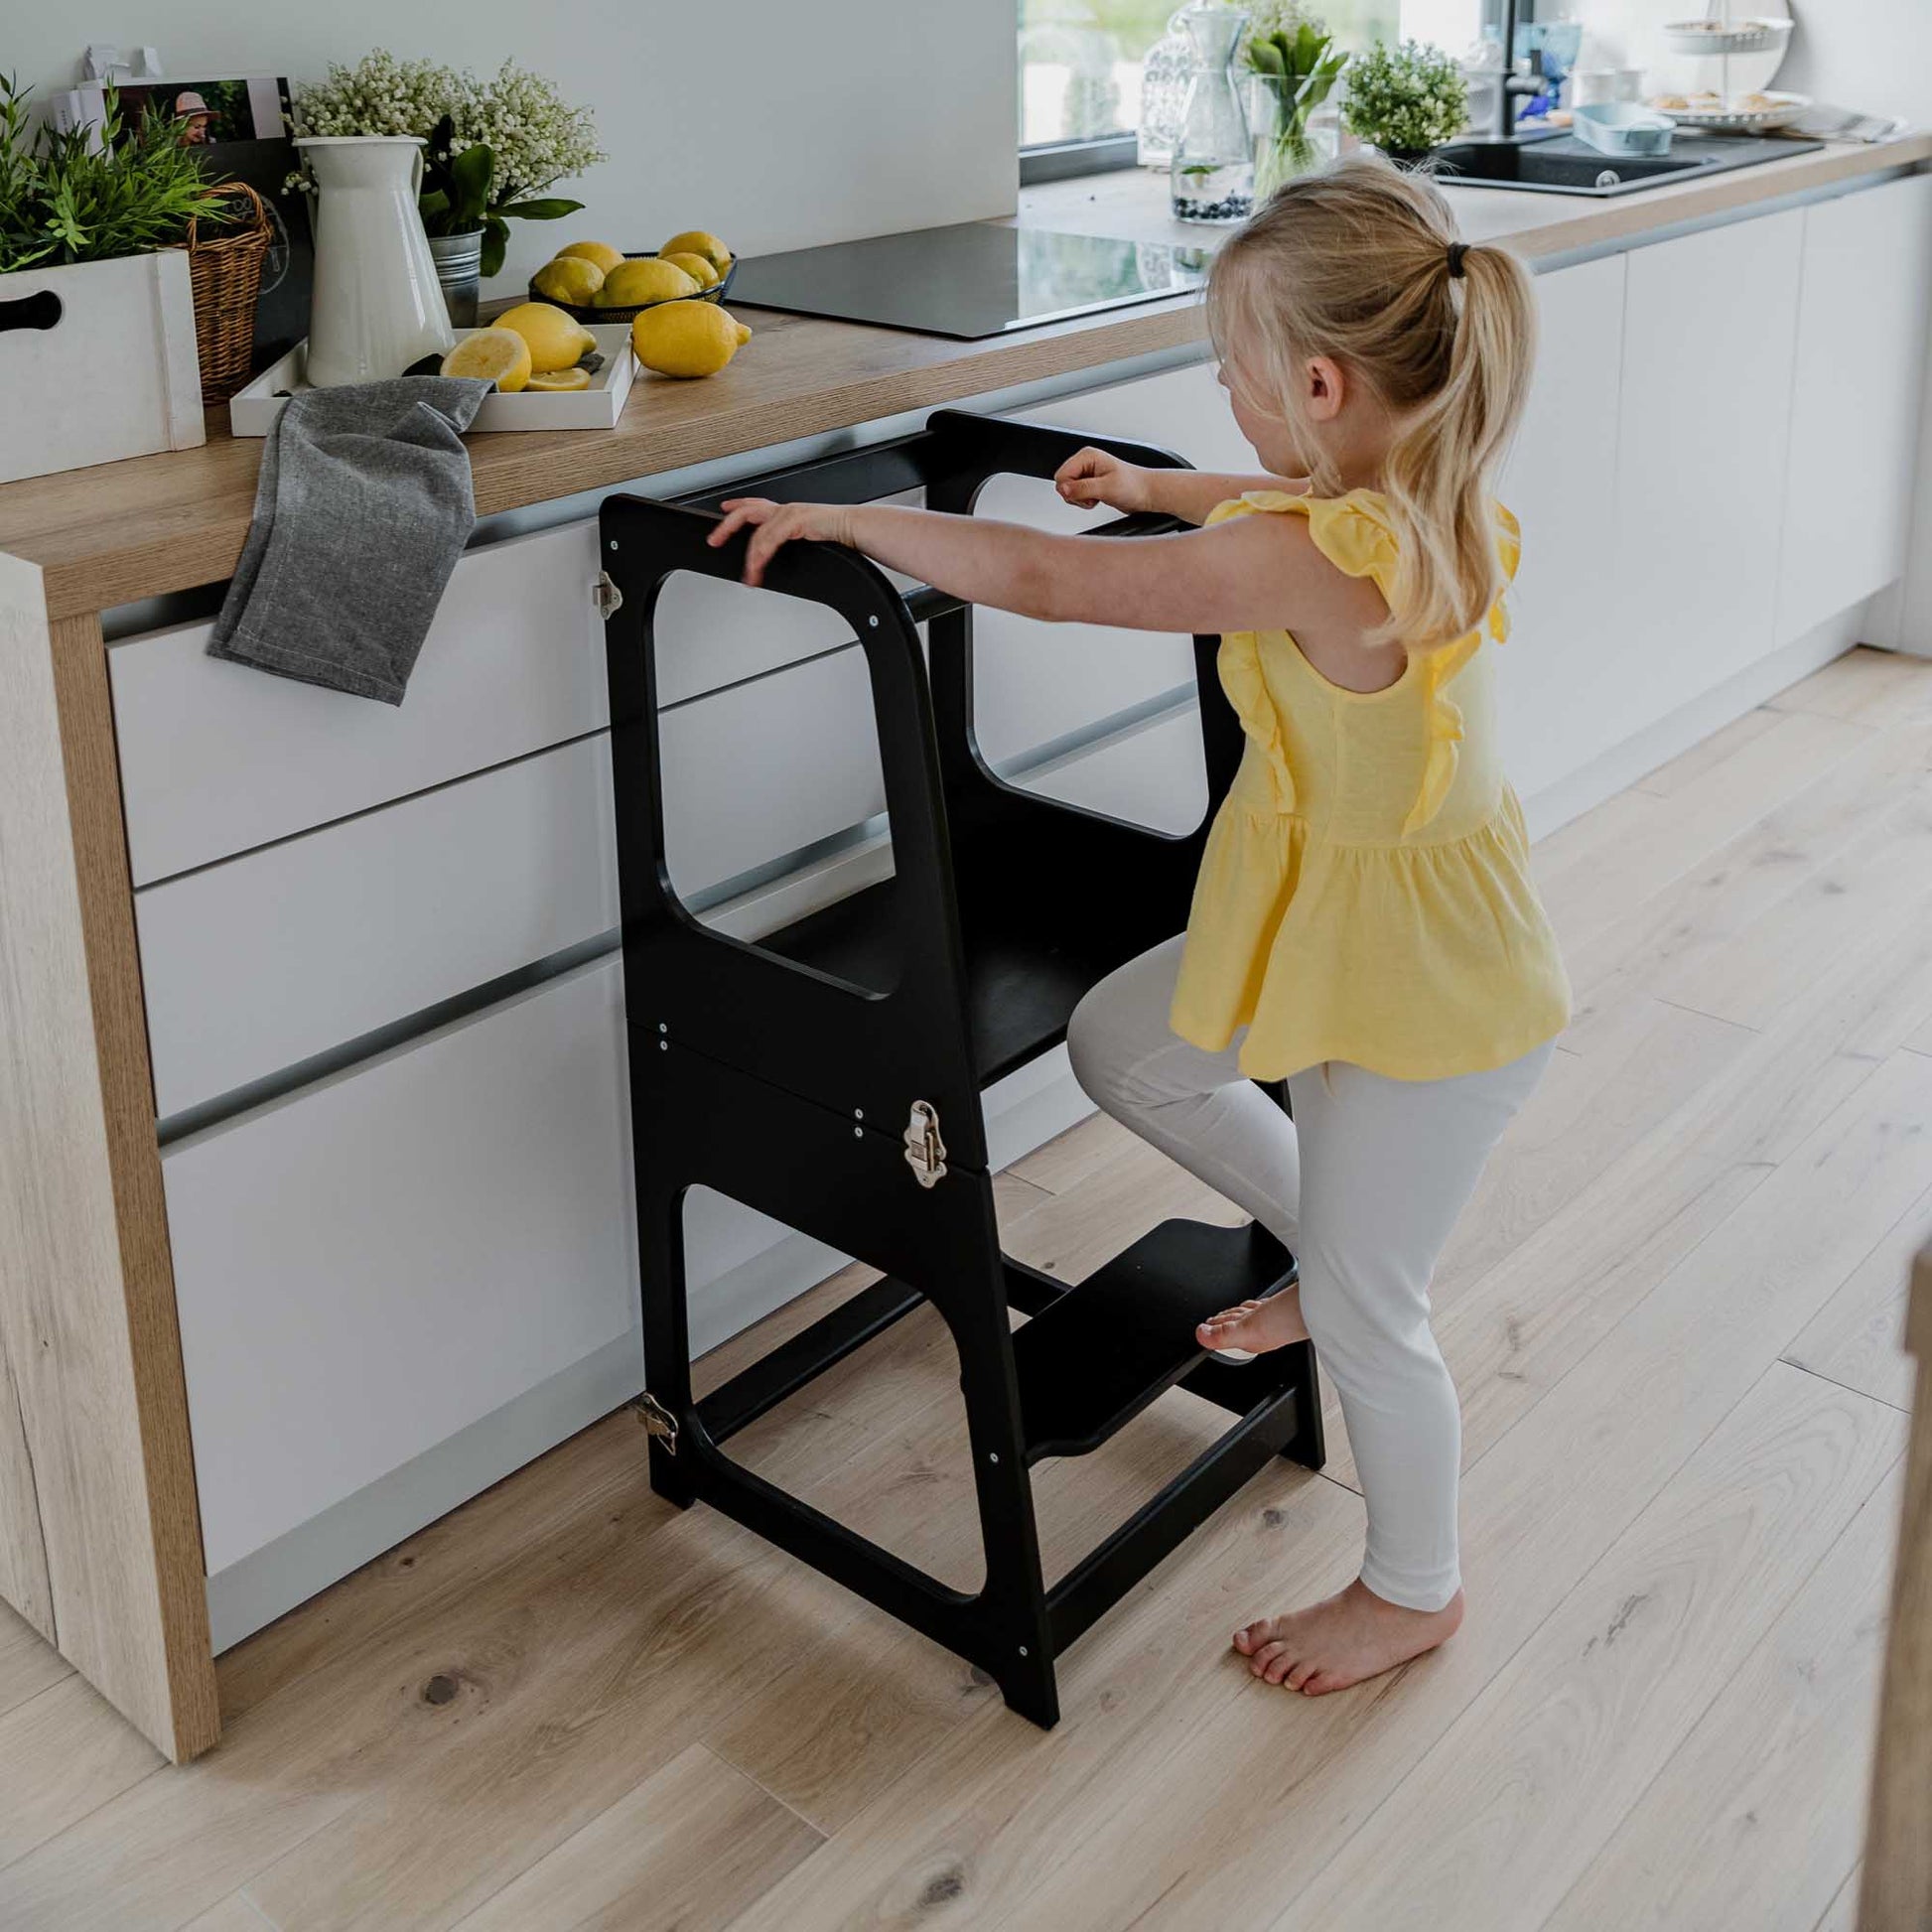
[138,642,890,1117]
[138,734,620,1120]
[972,364,1239,770]
[166,956,638,1574]
[112,520,609,887]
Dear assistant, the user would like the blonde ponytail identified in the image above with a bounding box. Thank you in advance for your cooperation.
[1205,155,1538,649]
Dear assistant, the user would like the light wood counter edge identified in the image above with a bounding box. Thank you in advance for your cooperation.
[1860,1238,1932,1929]
[2,134,1926,625]
[0,556,217,1761]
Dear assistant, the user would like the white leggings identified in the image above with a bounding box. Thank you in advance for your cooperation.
[1065,935,1555,1611]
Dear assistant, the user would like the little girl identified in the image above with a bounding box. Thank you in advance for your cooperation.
[708,157,1571,1697]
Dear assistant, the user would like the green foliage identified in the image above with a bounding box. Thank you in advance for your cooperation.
[294,53,598,275]
[1340,39,1468,154]
[0,74,226,273]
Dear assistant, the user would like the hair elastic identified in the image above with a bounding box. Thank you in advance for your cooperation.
[1446,241,1468,279]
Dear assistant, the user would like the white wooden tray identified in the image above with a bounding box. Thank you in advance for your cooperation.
[228,325,635,436]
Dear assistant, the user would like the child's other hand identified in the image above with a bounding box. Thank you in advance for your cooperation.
[708,498,855,587]
[1054,448,1155,514]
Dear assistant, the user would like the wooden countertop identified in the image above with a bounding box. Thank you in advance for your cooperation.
[5,134,1926,622]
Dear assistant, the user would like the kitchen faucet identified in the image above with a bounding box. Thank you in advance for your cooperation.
[1490,0,1548,141]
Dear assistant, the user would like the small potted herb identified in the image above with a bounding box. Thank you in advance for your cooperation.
[0,74,227,481]
[1243,3,1348,197]
[291,53,605,324]
[1342,40,1469,165]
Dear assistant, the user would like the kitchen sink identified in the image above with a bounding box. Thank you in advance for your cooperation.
[1431,131,1822,198]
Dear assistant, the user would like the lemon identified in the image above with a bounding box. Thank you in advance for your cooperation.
[630,301,752,378]
[597,257,699,309]
[440,328,532,392]
[660,250,720,289]
[491,301,596,374]
[553,239,624,275]
[526,365,593,391]
[531,256,605,307]
[661,229,733,272]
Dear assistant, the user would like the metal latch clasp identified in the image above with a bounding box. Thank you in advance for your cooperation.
[902,1100,948,1188]
[594,571,624,621]
[634,1391,678,1451]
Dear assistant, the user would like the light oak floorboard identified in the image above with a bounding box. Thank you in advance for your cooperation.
[1534,707,1871,951]
[1630,700,1786,795]
[1561,714,1932,1057]
[181,1895,282,1932]
[0,1674,161,1867]
[0,1599,70,1721]
[1768,643,1932,724]
[1545,1461,1900,1932]
[1815,1865,1863,1932]
[1273,1365,1904,1932]
[448,1743,821,1932]
[1784,1181,1932,1412]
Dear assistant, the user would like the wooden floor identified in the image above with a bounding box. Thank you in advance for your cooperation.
[6,646,1932,1932]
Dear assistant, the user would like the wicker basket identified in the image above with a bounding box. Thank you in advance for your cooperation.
[180,181,274,403]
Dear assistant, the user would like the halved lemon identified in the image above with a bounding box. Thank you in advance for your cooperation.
[440,328,532,392]
[526,365,593,392]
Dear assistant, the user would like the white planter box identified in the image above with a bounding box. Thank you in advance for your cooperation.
[0,249,205,483]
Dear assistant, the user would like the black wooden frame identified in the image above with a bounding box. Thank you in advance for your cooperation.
[601,407,1322,1727]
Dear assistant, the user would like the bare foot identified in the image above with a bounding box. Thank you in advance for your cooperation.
[1231,1579,1463,1695]
[1196,1284,1309,1360]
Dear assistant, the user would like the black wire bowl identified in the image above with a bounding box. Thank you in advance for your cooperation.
[525,249,739,326]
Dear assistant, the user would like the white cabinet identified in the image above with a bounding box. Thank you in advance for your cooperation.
[1777,173,1932,645]
[972,362,1241,774]
[1613,208,1804,702]
[166,957,638,1576]
[1494,254,1628,803]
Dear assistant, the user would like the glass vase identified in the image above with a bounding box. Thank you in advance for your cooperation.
[1247,71,1326,201]
[1170,2,1253,225]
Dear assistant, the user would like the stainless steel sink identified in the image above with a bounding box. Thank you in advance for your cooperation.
[1431,131,1822,198]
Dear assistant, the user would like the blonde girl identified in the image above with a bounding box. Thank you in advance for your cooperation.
[708,156,1571,1696]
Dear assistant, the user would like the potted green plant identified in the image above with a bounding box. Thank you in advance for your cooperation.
[1243,3,1348,198]
[290,52,605,325]
[1341,40,1469,165]
[0,75,227,482]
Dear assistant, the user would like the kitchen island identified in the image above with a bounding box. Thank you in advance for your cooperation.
[2,133,1928,1761]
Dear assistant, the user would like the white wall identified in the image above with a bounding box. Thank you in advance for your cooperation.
[12,5,1019,292]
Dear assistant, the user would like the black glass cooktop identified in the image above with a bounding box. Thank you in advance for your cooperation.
[726,223,1214,340]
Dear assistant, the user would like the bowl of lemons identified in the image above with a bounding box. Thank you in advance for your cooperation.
[526,231,738,323]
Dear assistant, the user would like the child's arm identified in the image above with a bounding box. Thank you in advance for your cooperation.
[1053,447,1304,527]
[705,495,1384,640]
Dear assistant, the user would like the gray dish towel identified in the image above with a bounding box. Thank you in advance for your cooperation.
[208,376,491,705]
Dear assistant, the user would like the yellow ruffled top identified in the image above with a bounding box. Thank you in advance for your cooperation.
[1169,487,1571,1082]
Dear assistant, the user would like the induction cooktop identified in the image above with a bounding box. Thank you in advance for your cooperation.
[725,223,1215,340]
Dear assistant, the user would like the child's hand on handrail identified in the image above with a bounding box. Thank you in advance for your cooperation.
[1054,448,1157,515]
[708,498,857,587]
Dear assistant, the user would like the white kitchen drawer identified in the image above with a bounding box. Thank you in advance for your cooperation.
[111,520,609,887]
[968,363,1237,770]
[137,640,889,1117]
[1777,172,1932,645]
[165,955,640,1574]
[137,734,621,1120]
[109,524,864,890]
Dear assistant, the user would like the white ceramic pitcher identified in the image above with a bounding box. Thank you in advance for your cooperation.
[296,136,455,388]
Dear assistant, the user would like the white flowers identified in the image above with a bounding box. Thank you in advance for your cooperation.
[291,52,605,201]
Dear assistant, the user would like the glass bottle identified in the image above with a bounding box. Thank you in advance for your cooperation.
[1171,3,1253,224]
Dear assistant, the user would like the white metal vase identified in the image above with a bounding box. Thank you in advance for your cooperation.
[296,135,454,388]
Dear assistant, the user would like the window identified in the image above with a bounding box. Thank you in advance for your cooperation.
[1019,2,1406,182]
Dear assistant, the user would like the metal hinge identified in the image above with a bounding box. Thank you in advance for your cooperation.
[634,1391,678,1451]
[902,1100,948,1189]
[594,571,624,621]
